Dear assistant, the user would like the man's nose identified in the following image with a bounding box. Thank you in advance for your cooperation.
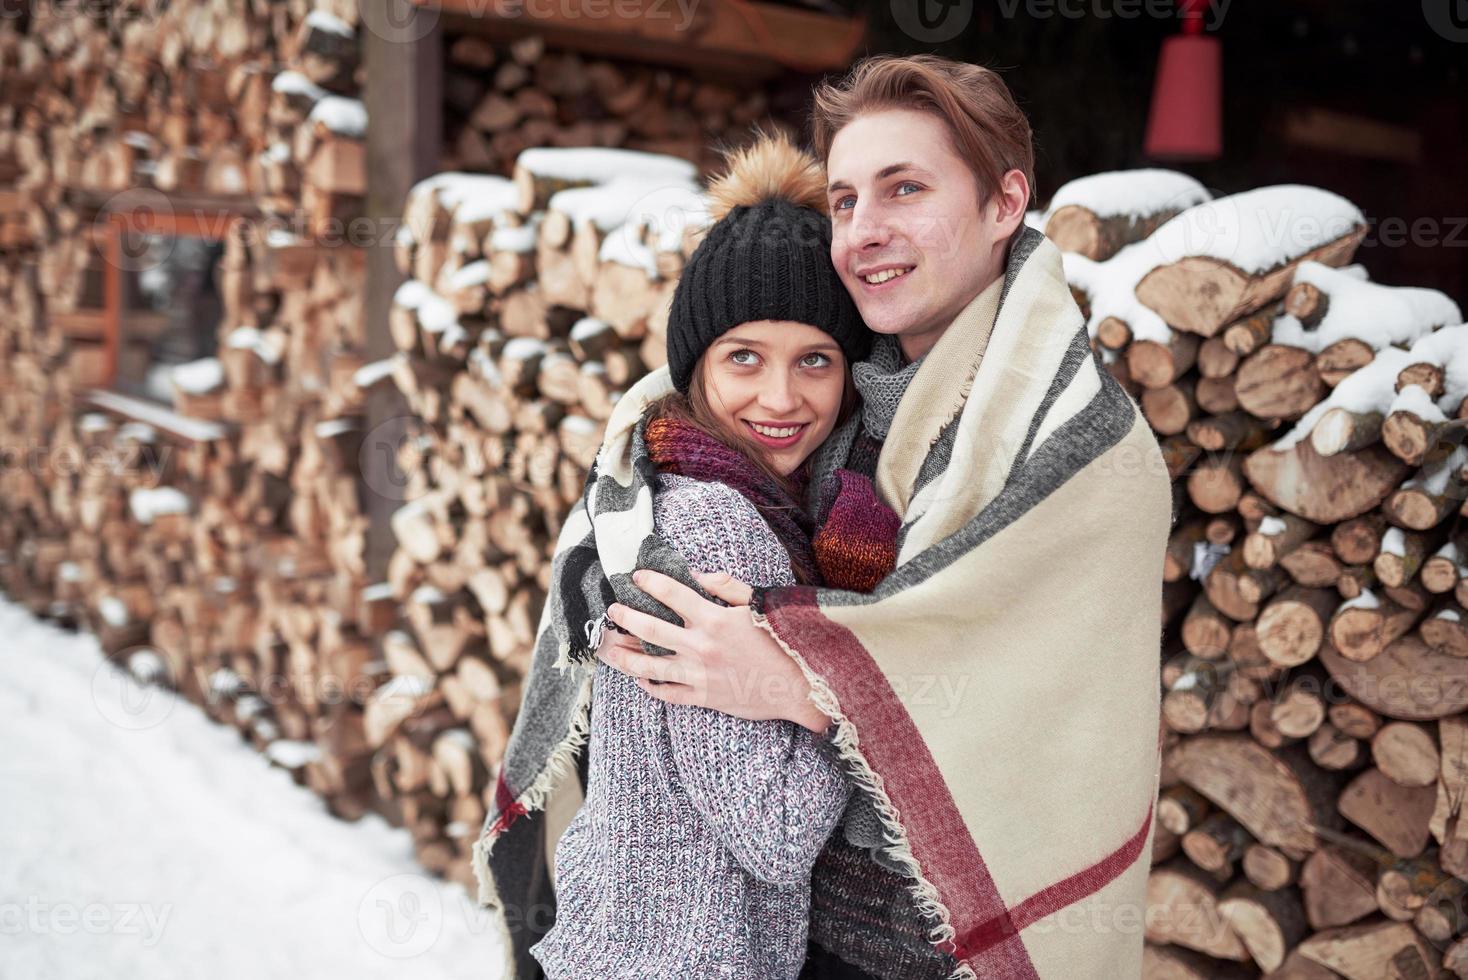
[848,199,890,250]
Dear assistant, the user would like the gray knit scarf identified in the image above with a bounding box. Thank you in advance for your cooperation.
[805,335,921,512]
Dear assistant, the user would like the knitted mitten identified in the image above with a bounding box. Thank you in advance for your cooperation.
[811,469,900,593]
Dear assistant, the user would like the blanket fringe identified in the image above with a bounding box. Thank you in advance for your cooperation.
[468,672,595,973]
[752,609,979,980]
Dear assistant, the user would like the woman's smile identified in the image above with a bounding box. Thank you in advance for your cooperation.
[743,420,810,449]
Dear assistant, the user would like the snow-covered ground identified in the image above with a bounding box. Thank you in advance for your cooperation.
[0,596,505,980]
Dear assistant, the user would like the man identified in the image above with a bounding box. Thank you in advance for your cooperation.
[475,54,1171,980]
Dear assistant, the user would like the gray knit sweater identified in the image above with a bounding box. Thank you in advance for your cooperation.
[529,473,852,979]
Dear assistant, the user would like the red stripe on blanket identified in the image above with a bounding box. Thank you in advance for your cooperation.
[1005,800,1153,934]
[489,770,528,836]
[761,589,1038,979]
[763,588,1153,977]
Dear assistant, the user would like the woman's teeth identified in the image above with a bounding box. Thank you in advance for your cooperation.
[863,267,912,285]
[751,423,802,438]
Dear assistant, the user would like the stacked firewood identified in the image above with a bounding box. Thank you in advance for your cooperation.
[0,0,367,387]
[0,1,384,820]
[442,32,780,177]
[358,149,709,883]
[1041,175,1468,977]
[0,2,790,901]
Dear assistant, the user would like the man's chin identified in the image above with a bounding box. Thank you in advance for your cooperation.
[853,308,918,339]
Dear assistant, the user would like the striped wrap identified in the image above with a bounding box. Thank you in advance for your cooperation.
[471,226,1173,979]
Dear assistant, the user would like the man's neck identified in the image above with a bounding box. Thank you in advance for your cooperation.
[897,272,1002,365]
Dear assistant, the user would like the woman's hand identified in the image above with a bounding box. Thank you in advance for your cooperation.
[596,570,831,734]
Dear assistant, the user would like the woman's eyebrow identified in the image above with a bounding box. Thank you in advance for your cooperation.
[714,335,767,347]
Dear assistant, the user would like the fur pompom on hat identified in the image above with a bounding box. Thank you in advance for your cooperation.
[666,132,868,395]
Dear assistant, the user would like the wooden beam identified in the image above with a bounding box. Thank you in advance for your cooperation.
[1280,107,1423,166]
[83,389,233,444]
[364,0,443,584]
[412,0,865,79]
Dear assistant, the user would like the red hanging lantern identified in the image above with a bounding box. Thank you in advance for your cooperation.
[1144,0,1222,160]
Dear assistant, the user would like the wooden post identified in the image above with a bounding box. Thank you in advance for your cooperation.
[364,0,442,583]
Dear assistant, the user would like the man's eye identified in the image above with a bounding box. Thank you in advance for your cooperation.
[896,181,921,196]
[833,195,855,211]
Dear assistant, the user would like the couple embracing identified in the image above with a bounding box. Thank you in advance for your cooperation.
[472,53,1172,980]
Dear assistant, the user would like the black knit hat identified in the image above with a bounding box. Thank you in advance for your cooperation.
[666,136,868,394]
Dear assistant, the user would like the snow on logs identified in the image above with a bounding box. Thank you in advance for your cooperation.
[1052,171,1468,975]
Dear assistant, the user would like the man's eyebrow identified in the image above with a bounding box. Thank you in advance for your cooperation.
[877,162,919,179]
[828,162,925,194]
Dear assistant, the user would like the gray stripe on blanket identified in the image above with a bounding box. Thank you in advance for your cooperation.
[820,367,1138,607]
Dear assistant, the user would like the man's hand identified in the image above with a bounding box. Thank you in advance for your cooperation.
[595,570,831,733]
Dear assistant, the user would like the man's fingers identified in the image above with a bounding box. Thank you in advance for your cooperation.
[636,677,696,704]
[606,602,692,656]
[694,570,754,607]
[631,570,721,623]
[601,642,685,684]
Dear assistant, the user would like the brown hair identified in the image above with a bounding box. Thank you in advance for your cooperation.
[646,354,859,584]
[811,54,1036,213]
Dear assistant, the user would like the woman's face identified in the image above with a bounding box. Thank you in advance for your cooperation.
[699,320,846,476]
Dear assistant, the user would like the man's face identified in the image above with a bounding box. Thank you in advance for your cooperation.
[826,109,1020,362]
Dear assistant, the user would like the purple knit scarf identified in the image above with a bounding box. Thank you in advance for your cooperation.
[644,413,822,584]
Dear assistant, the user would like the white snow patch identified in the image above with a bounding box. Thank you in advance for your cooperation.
[449,260,491,290]
[571,317,612,343]
[0,597,504,980]
[1270,261,1461,354]
[352,357,399,390]
[226,326,283,365]
[1388,384,1447,424]
[1069,185,1364,344]
[1272,348,1414,451]
[502,338,548,361]
[171,358,224,395]
[308,96,367,139]
[1039,169,1211,222]
[270,70,329,102]
[129,486,191,524]
[304,9,354,37]
[98,596,129,627]
[1259,516,1288,536]
[489,222,538,254]
[517,147,697,185]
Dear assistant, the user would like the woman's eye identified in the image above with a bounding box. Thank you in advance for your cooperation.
[895,181,921,196]
[800,353,832,368]
[729,349,759,365]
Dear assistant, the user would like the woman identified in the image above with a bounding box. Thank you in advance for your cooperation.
[527,133,899,980]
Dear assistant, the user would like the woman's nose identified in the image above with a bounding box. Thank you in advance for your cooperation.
[758,374,801,415]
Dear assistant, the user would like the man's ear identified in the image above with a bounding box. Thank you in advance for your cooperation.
[991,168,1031,240]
